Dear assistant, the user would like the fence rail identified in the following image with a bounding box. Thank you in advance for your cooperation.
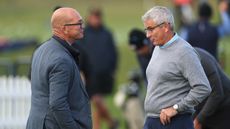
[0,76,31,129]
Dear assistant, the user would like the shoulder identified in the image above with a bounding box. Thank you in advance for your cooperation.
[36,38,62,51]
[174,37,197,57]
[195,47,217,68]
[101,26,113,35]
[188,22,199,30]
[38,38,72,62]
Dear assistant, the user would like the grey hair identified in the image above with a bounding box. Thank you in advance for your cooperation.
[142,6,175,30]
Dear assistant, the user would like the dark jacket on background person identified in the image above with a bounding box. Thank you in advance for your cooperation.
[73,41,90,78]
[188,21,219,59]
[194,47,230,129]
[136,53,152,81]
[73,25,118,97]
[128,28,153,82]
[75,25,117,75]
[26,37,92,129]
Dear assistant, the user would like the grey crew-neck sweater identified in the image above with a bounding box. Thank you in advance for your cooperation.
[145,37,211,117]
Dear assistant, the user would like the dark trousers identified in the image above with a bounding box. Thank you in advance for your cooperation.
[143,114,194,129]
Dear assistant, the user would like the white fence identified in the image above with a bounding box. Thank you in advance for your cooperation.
[0,76,31,129]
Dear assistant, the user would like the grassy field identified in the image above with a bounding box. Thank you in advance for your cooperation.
[0,0,230,129]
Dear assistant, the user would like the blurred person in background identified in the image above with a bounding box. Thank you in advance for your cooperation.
[53,5,63,12]
[187,2,218,59]
[218,0,230,35]
[172,0,194,34]
[193,47,230,129]
[73,7,118,129]
[184,1,230,60]
[26,7,92,129]
[0,36,38,52]
[112,29,154,129]
[142,6,211,129]
[128,28,153,84]
[114,70,145,129]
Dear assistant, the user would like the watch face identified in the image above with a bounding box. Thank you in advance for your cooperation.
[173,104,178,110]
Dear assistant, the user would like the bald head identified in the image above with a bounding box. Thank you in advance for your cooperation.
[51,7,81,31]
[51,7,84,44]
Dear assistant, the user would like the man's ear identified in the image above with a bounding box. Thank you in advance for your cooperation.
[164,24,170,33]
[62,26,68,34]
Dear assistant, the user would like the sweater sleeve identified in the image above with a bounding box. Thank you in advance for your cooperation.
[177,51,212,113]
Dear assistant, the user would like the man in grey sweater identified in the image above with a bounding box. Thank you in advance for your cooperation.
[142,6,211,129]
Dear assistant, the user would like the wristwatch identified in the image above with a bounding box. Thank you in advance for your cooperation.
[173,104,179,111]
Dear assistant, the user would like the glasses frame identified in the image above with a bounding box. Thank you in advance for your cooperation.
[144,22,165,33]
[64,22,84,27]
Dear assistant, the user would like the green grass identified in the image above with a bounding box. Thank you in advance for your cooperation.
[0,0,230,129]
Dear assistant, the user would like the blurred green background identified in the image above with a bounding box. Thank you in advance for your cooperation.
[0,0,230,129]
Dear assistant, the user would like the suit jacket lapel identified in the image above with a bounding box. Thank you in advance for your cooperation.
[51,38,89,98]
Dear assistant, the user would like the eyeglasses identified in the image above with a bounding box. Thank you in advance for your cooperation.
[64,22,84,28]
[144,22,165,33]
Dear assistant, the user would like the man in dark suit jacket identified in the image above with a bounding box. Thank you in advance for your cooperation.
[26,7,92,129]
[193,47,230,129]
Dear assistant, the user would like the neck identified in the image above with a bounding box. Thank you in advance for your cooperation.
[163,31,174,44]
[53,31,73,45]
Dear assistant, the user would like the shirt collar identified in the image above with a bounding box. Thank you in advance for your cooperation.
[160,33,179,49]
[52,35,80,65]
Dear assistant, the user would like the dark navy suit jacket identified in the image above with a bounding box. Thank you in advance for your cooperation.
[188,21,219,59]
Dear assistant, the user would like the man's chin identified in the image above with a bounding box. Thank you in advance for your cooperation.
[153,42,158,46]
[76,35,84,40]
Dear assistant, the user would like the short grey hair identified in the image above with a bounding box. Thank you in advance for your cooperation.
[142,6,175,30]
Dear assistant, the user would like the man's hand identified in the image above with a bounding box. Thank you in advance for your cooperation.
[193,117,202,129]
[160,107,178,125]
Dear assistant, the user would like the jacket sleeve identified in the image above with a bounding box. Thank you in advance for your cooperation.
[48,58,79,129]
[196,58,224,124]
